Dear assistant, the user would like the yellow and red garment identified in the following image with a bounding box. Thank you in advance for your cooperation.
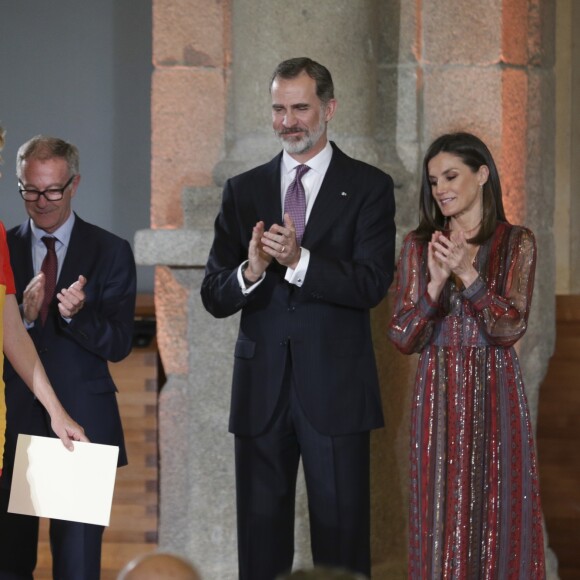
[0,221,16,472]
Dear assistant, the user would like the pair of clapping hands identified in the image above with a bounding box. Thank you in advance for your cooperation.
[245,214,301,283]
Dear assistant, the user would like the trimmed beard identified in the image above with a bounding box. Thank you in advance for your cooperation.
[276,114,327,156]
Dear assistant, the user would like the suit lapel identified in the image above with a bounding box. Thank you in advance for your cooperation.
[302,144,353,248]
[57,215,88,289]
[9,223,35,296]
[260,153,283,230]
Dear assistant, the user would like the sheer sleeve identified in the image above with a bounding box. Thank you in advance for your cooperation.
[388,233,442,354]
[463,226,536,347]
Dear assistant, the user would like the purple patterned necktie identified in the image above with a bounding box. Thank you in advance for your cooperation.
[40,236,57,324]
[284,164,310,244]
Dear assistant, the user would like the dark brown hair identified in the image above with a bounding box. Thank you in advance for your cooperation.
[415,132,507,244]
[270,57,334,105]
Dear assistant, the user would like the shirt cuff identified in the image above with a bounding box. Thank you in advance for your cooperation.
[19,304,35,329]
[285,248,310,286]
[237,261,265,295]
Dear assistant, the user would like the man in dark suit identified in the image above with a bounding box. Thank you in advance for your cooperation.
[201,58,396,579]
[0,135,136,580]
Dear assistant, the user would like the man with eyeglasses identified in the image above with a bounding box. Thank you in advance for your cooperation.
[0,135,136,580]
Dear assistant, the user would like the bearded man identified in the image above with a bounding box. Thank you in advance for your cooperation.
[201,57,396,580]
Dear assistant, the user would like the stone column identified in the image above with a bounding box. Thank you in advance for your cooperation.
[138,0,235,576]
[216,5,395,569]
[215,0,386,185]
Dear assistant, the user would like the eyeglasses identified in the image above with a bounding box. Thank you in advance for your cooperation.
[18,175,75,201]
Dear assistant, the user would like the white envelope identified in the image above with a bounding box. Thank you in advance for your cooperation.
[8,434,119,526]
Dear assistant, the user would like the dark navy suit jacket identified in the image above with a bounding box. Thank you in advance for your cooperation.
[201,143,396,437]
[2,214,136,481]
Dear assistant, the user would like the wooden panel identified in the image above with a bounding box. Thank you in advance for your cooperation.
[33,297,159,579]
[537,295,580,580]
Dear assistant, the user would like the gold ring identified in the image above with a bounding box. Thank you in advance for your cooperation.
[281,245,285,253]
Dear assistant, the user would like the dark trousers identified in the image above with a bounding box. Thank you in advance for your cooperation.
[0,487,104,580]
[235,364,371,580]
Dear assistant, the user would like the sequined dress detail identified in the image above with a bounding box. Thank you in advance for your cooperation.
[388,222,545,579]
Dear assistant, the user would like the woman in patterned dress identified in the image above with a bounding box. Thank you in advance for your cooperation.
[388,132,545,579]
[0,125,87,472]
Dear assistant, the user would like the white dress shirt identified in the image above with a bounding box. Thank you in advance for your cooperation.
[239,141,333,294]
[27,212,76,326]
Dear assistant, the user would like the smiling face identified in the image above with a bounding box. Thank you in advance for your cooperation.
[271,71,336,162]
[427,152,489,227]
[19,156,79,234]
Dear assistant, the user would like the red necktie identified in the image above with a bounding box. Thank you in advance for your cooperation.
[284,164,310,244]
[40,236,57,324]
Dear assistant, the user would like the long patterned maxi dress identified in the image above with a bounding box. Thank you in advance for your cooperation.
[388,222,545,579]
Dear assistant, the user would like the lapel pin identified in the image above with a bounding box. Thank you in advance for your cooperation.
[341,191,348,197]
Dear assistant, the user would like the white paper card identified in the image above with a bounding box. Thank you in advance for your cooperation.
[8,434,119,526]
